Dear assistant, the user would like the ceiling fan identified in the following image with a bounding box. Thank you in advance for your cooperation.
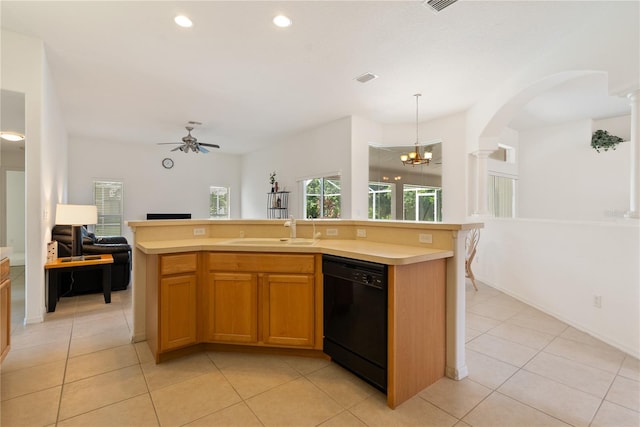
[158,122,220,154]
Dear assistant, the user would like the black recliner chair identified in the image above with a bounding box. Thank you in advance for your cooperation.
[52,225,132,295]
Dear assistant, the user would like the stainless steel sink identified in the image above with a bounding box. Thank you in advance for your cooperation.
[221,238,317,246]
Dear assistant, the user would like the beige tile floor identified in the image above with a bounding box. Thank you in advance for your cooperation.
[1,266,639,426]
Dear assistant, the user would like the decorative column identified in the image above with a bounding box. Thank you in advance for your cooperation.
[445,229,468,380]
[472,150,494,216]
[626,90,640,218]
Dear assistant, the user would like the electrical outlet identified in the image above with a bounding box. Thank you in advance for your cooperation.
[419,233,433,243]
[593,295,602,308]
[326,228,338,236]
[357,229,366,238]
[193,228,205,236]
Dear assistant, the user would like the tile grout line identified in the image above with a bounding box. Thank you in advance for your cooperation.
[462,295,584,426]
[54,295,78,426]
[468,287,633,427]
[54,297,149,425]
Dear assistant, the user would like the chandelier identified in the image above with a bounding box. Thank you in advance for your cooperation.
[400,94,432,166]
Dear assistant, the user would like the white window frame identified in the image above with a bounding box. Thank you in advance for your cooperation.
[93,180,123,236]
[301,174,342,219]
[368,182,395,220]
[209,186,230,219]
[403,184,442,222]
[488,174,517,218]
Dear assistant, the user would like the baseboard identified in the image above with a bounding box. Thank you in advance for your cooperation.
[446,364,468,380]
[24,314,44,324]
[475,275,639,359]
[131,332,146,343]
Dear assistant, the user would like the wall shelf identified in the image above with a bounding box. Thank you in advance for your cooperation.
[267,191,289,219]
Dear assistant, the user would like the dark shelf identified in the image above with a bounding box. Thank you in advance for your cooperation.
[267,192,289,218]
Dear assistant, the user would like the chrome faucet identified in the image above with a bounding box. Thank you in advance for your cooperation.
[284,215,296,239]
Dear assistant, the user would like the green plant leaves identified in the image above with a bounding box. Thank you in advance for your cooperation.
[591,129,624,153]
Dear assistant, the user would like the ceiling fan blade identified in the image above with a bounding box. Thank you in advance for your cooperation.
[158,142,182,145]
[198,145,209,154]
[170,146,182,152]
[199,143,220,148]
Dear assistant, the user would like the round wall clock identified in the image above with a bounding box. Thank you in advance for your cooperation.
[162,158,174,169]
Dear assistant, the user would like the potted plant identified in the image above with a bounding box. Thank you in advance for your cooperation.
[591,129,624,153]
[269,171,277,192]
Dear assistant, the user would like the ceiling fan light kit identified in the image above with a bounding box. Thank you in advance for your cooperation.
[400,94,433,166]
[158,123,220,154]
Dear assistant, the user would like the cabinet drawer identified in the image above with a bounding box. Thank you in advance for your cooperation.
[160,253,198,275]
[208,253,314,274]
[1,257,8,281]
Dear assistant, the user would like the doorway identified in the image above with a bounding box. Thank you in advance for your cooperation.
[1,89,26,326]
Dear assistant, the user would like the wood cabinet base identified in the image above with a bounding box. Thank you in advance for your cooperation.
[146,251,446,410]
[155,342,330,364]
[387,258,446,408]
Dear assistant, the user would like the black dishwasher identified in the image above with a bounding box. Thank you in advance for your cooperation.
[323,254,387,391]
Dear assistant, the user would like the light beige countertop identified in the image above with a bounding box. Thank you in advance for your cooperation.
[135,238,453,265]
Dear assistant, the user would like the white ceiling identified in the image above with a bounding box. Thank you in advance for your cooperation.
[1,1,637,155]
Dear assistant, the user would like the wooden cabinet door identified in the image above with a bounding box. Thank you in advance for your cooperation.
[207,272,258,343]
[160,274,197,351]
[0,278,10,362]
[262,274,314,347]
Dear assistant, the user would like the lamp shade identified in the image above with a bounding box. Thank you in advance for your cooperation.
[55,204,98,225]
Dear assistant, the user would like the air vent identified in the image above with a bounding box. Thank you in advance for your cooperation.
[423,0,458,13]
[355,72,378,84]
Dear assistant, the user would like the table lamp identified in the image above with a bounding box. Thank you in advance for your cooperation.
[55,204,98,261]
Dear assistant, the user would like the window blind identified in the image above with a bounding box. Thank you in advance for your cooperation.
[488,175,515,218]
[93,181,123,236]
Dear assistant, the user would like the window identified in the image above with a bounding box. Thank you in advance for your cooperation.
[209,186,230,219]
[369,182,394,220]
[403,185,442,222]
[303,175,341,218]
[488,175,515,218]
[489,144,516,163]
[93,180,123,236]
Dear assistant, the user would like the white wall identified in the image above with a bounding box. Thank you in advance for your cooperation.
[350,116,382,220]
[6,171,25,265]
[241,117,352,219]
[436,113,468,222]
[467,0,638,148]
[67,139,242,243]
[1,29,68,323]
[0,148,25,252]
[518,119,630,220]
[382,112,468,222]
[462,1,638,359]
[593,115,631,143]
[488,127,519,178]
[474,218,640,358]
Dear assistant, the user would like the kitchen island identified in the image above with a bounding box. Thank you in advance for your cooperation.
[128,219,481,408]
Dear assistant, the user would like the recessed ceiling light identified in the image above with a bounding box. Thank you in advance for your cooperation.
[174,15,193,28]
[273,15,292,28]
[0,131,25,142]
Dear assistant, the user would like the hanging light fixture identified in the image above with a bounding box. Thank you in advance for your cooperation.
[400,94,433,166]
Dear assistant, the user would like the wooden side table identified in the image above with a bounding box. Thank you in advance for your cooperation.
[44,254,114,312]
